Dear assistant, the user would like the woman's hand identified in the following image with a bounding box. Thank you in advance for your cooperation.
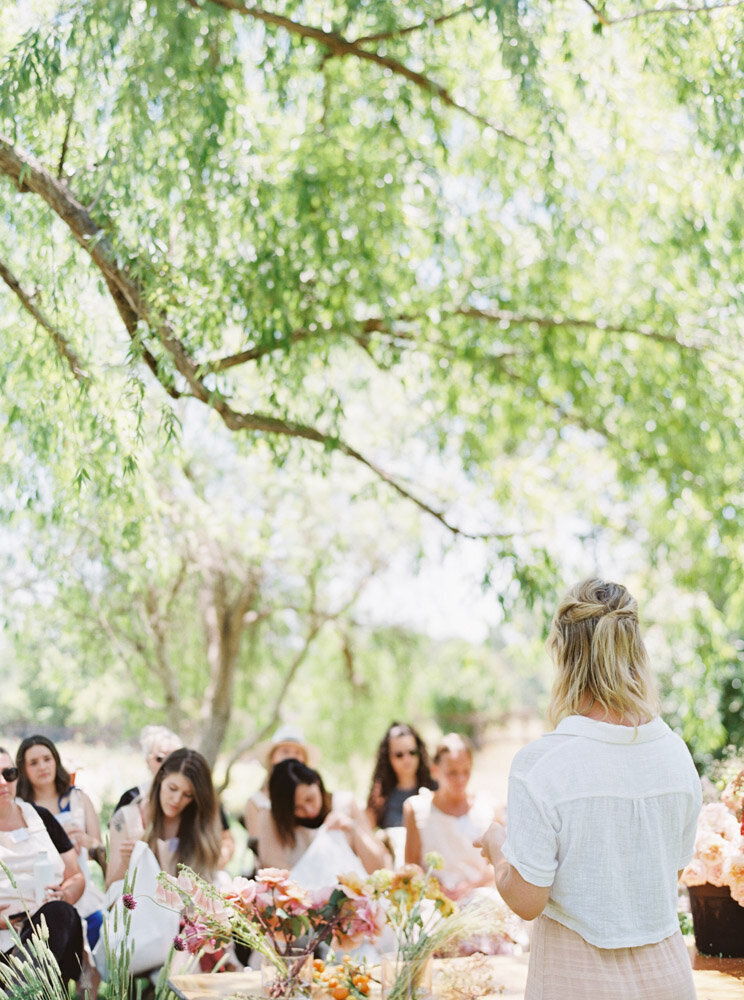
[323,810,354,833]
[118,838,136,869]
[65,823,87,853]
[475,821,506,866]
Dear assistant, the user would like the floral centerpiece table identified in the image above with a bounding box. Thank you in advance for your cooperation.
[681,771,744,958]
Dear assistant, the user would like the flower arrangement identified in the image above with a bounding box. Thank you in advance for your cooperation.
[157,866,385,997]
[365,855,495,1000]
[681,769,744,907]
[157,856,500,1000]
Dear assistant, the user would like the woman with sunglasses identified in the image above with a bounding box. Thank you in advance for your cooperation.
[0,746,85,984]
[15,734,105,950]
[366,722,436,831]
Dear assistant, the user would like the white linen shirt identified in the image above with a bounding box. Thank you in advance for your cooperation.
[502,715,702,948]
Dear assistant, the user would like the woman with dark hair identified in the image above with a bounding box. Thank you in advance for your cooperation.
[366,722,436,830]
[16,734,104,949]
[478,578,702,1000]
[107,748,222,886]
[0,745,84,984]
[258,759,389,877]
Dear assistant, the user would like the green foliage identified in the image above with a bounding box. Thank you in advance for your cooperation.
[1,0,744,759]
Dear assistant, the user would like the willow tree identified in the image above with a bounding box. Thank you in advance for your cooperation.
[1,0,743,755]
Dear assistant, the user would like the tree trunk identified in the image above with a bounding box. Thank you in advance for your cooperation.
[197,567,261,766]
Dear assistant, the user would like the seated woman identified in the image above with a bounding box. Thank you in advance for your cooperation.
[15,734,105,950]
[366,722,436,866]
[243,724,318,845]
[257,759,389,881]
[113,726,235,869]
[107,747,222,886]
[403,733,520,954]
[0,745,85,984]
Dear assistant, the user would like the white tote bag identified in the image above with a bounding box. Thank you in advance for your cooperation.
[289,828,367,890]
[92,840,181,978]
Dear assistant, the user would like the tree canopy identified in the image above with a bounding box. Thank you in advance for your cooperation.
[1,0,743,765]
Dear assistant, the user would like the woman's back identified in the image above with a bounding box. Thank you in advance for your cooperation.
[504,715,701,948]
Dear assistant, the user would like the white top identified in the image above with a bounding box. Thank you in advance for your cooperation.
[502,715,702,949]
[0,800,65,951]
[408,787,496,893]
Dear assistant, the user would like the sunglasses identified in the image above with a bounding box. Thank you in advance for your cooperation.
[392,749,419,759]
[1,766,19,782]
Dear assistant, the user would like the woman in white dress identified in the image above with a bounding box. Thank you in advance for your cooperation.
[404,733,499,900]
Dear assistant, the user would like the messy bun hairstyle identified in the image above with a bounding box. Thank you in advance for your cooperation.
[546,578,659,728]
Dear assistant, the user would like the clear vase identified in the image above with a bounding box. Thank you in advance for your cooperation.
[380,952,433,1000]
[261,949,314,999]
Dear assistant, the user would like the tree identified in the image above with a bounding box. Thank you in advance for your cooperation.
[2,0,744,757]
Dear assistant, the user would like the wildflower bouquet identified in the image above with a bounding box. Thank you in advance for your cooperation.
[366,856,493,1000]
[157,867,385,998]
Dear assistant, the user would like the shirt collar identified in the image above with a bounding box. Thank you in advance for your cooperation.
[554,715,667,744]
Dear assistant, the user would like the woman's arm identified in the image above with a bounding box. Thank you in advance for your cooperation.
[346,801,390,873]
[67,788,103,854]
[403,799,421,866]
[47,849,85,906]
[478,822,551,921]
[106,807,138,888]
[244,797,262,841]
[219,827,236,869]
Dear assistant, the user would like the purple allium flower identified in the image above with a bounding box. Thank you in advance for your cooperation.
[173,936,186,952]
[122,893,137,910]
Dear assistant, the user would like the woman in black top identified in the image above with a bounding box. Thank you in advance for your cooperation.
[366,722,436,829]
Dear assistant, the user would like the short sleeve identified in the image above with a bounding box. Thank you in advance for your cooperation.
[678,774,703,869]
[501,775,558,888]
[33,805,73,854]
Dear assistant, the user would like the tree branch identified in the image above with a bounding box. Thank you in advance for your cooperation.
[351,5,474,45]
[205,303,694,380]
[204,1,524,142]
[0,258,89,383]
[352,306,699,354]
[584,0,744,25]
[581,0,611,25]
[0,133,509,542]
[218,564,373,791]
[205,328,323,372]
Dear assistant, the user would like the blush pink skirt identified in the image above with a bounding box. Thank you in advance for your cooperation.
[524,915,696,1000]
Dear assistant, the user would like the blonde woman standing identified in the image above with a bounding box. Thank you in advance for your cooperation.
[479,578,702,1000]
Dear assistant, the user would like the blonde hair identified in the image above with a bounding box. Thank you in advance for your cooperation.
[546,578,659,729]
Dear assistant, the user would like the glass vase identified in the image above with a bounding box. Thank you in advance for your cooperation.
[380,952,433,1000]
[261,948,314,999]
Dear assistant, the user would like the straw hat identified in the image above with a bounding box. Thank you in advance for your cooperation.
[254,724,320,770]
